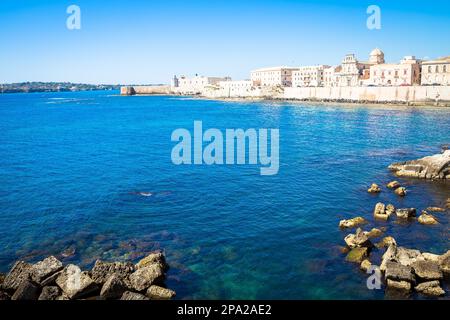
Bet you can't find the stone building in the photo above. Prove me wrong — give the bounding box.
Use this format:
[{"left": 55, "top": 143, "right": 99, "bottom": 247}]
[
  {"left": 369, "top": 56, "right": 421, "bottom": 86},
  {"left": 292, "top": 65, "right": 330, "bottom": 87},
  {"left": 421, "top": 56, "right": 450, "bottom": 85},
  {"left": 217, "top": 80, "right": 253, "bottom": 96},
  {"left": 250, "top": 66, "right": 299, "bottom": 87}
]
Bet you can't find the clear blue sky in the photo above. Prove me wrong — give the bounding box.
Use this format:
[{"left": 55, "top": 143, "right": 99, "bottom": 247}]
[{"left": 1, "top": 0, "right": 449, "bottom": 84}]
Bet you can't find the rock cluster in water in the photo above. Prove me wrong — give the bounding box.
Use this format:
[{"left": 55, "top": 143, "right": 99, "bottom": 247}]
[
  {"left": 388, "top": 150, "right": 450, "bottom": 180},
  {"left": 0, "top": 251, "right": 175, "bottom": 300}
]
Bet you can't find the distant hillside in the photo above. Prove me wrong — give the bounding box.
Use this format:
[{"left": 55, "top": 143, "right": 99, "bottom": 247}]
[{"left": 0, "top": 82, "right": 122, "bottom": 94}]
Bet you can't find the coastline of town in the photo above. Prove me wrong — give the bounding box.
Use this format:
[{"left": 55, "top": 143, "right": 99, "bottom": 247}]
[{"left": 121, "top": 48, "right": 450, "bottom": 107}]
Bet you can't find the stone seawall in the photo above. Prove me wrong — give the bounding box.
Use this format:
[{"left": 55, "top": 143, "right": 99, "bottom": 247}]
[
  {"left": 283, "top": 86, "right": 450, "bottom": 105},
  {"left": 120, "top": 85, "right": 171, "bottom": 96}
]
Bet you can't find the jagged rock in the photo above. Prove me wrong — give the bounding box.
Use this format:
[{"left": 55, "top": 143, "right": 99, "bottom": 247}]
[
  {"left": 439, "top": 251, "right": 450, "bottom": 275},
  {"left": 387, "top": 181, "right": 401, "bottom": 189},
  {"left": 345, "top": 247, "right": 368, "bottom": 263},
  {"left": 374, "top": 203, "right": 390, "bottom": 221},
  {"left": 56, "top": 294, "right": 70, "bottom": 300},
  {"left": 360, "top": 259, "right": 372, "bottom": 272},
  {"left": 394, "top": 187, "right": 407, "bottom": 196},
  {"left": 129, "top": 264, "right": 164, "bottom": 292},
  {"left": 415, "top": 281, "right": 445, "bottom": 296},
  {"left": 368, "top": 183, "right": 381, "bottom": 193},
  {"left": 1, "top": 261, "right": 32, "bottom": 292},
  {"left": 38, "top": 286, "right": 61, "bottom": 300},
  {"left": 146, "top": 285, "right": 176, "bottom": 300},
  {"left": 388, "top": 150, "right": 450, "bottom": 179},
  {"left": 366, "top": 228, "right": 383, "bottom": 239},
  {"left": 418, "top": 212, "right": 439, "bottom": 225},
  {"left": 386, "top": 279, "right": 411, "bottom": 291},
  {"left": 11, "top": 280, "right": 40, "bottom": 300},
  {"left": 386, "top": 204, "right": 396, "bottom": 216},
  {"left": 0, "top": 273, "right": 5, "bottom": 286},
  {"left": 384, "top": 261, "right": 415, "bottom": 283},
  {"left": 31, "top": 256, "right": 63, "bottom": 284},
  {"left": 339, "top": 217, "right": 367, "bottom": 229},
  {"left": 426, "top": 207, "right": 446, "bottom": 212},
  {"left": 422, "top": 252, "right": 441, "bottom": 263},
  {"left": 411, "top": 260, "right": 443, "bottom": 280},
  {"left": 344, "top": 228, "right": 372, "bottom": 248},
  {"left": 376, "top": 236, "right": 397, "bottom": 249},
  {"left": 380, "top": 244, "right": 398, "bottom": 272},
  {"left": 100, "top": 274, "right": 127, "bottom": 299},
  {"left": 136, "top": 251, "right": 168, "bottom": 271},
  {"left": 120, "top": 291, "right": 149, "bottom": 300},
  {"left": 56, "top": 264, "right": 98, "bottom": 299},
  {"left": 91, "top": 260, "right": 134, "bottom": 285},
  {"left": 397, "top": 247, "right": 424, "bottom": 267},
  {"left": 395, "top": 208, "right": 416, "bottom": 219},
  {"left": 41, "top": 270, "right": 62, "bottom": 286}
]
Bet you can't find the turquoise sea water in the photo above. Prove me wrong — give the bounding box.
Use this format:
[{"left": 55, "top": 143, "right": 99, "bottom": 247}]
[{"left": 0, "top": 91, "right": 449, "bottom": 299}]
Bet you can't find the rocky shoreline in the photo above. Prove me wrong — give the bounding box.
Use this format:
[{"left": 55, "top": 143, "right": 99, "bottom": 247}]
[
  {"left": 0, "top": 250, "right": 175, "bottom": 300},
  {"left": 339, "top": 155, "right": 450, "bottom": 298}
]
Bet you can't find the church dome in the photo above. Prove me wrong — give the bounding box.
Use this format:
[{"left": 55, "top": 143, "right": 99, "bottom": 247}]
[{"left": 369, "top": 48, "right": 385, "bottom": 64}]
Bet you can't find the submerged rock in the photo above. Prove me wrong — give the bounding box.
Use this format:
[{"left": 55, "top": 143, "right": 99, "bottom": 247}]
[
  {"left": 345, "top": 247, "right": 368, "bottom": 263},
  {"left": 339, "top": 217, "right": 367, "bottom": 229},
  {"left": 376, "top": 236, "right": 397, "bottom": 249},
  {"left": 418, "top": 212, "right": 439, "bottom": 225},
  {"left": 366, "top": 228, "right": 384, "bottom": 239},
  {"left": 426, "top": 207, "right": 446, "bottom": 212},
  {"left": 388, "top": 150, "right": 450, "bottom": 180},
  {"left": 360, "top": 259, "right": 372, "bottom": 272},
  {"left": 368, "top": 183, "right": 381, "bottom": 193},
  {"left": 146, "top": 285, "right": 176, "bottom": 300},
  {"left": 415, "top": 281, "right": 445, "bottom": 296},
  {"left": 56, "top": 264, "right": 98, "bottom": 299},
  {"left": 386, "top": 181, "right": 401, "bottom": 189}
]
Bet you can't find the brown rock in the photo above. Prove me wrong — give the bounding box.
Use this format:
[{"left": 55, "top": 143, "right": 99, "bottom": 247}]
[
  {"left": 91, "top": 260, "right": 134, "bottom": 285},
  {"left": 129, "top": 264, "right": 164, "bottom": 292},
  {"left": 384, "top": 261, "right": 415, "bottom": 283},
  {"left": 411, "top": 260, "right": 443, "bottom": 280},
  {"left": 388, "top": 150, "right": 450, "bottom": 180},
  {"left": 425, "top": 207, "right": 446, "bottom": 212},
  {"left": 386, "top": 279, "right": 411, "bottom": 291},
  {"left": 395, "top": 208, "right": 416, "bottom": 219},
  {"left": 38, "top": 286, "right": 61, "bottom": 300},
  {"left": 100, "top": 274, "right": 127, "bottom": 299},
  {"left": 366, "top": 228, "right": 383, "bottom": 239},
  {"left": 30, "top": 256, "right": 63, "bottom": 284},
  {"left": 415, "top": 281, "right": 445, "bottom": 296},
  {"left": 376, "top": 236, "right": 397, "bottom": 249},
  {"left": 373, "top": 202, "right": 389, "bottom": 221},
  {"left": 56, "top": 264, "right": 98, "bottom": 299},
  {"left": 394, "top": 187, "right": 407, "bottom": 197},
  {"left": 11, "top": 280, "right": 40, "bottom": 300},
  {"left": 146, "top": 285, "right": 176, "bottom": 300},
  {"left": 120, "top": 291, "right": 149, "bottom": 300},
  {"left": 344, "top": 228, "right": 372, "bottom": 248},
  {"left": 136, "top": 251, "right": 168, "bottom": 271},
  {"left": 338, "top": 217, "right": 367, "bottom": 229},
  {"left": 368, "top": 183, "right": 381, "bottom": 193},
  {"left": 1, "top": 261, "right": 32, "bottom": 292},
  {"left": 418, "top": 212, "right": 439, "bottom": 225},
  {"left": 345, "top": 247, "right": 368, "bottom": 263},
  {"left": 360, "top": 259, "right": 372, "bottom": 272},
  {"left": 387, "top": 181, "right": 401, "bottom": 189}
]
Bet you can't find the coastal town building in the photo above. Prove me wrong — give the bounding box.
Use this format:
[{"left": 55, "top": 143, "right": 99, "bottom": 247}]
[
  {"left": 421, "top": 56, "right": 450, "bottom": 85},
  {"left": 174, "top": 75, "right": 231, "bottom": 94},
  {"left": 250, "top": 66, "right": 299, "bottom": 87},
  {"left": 323, "top": 66, "right": 341, "bottom": 87},
  {"left": 292, "top": 65, "right": 330, "bottom": 87},
  {"left": 217, "top": 80, "right": 253, "bottom": 96},
  {"left": 369, "top": 56, "right": 421, "bottom": 86}
]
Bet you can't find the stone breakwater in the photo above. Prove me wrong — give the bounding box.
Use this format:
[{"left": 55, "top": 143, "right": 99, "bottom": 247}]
[{"left": 0, "top": 251, "right": 175, "bottom": 300}]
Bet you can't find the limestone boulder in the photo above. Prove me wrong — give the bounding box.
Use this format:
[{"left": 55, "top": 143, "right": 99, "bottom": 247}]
[
  {"left": 146, "top": 285, "right": 176, "bottom": 300},
  {"left": 368, "top": 183, "right": 381, "bottom": 193},
  {"left": 373, "top": 203, "right": 390, "bottom": 221},
  {"left": 394, "top": 187, "right": 407, "bottom": 197},
  {"left": 56, "top": 264, "right": 98, "bottom": 299},
  {"left": 136, "top": 251, "right": 168, "bottom": 271},
  {"left": 11, "top": 280, "right": 40, "bottom": 300},
  {"left": 30, "top": 256, "right": 63, "bottom": 284},
  {"left": 418, "top": 212, "right": 439, "bottom": 225},
  {"left": 91, "top": 260, "right": 135, "bottom": 285},
  {"left": 344, "top": 228, "right": 372, "bottom": 248},
  {"left": 100, "top": 274, "right": 127, "bottom": 300},
  {"left": 386, "top": 279, "right": 411, "bottom": 292},
  {"left": 1, "top": 261, "right": 32, "bottom": 293},
  {"left": 425, "top": 207, "right": 446, "bottom": 212},
  {"left": 338, "top": 217, "right": 367, "bottom": 229},
  {"left": 120, "top": 291, "right": 149, "bottom": 300},
  {"left": 376, "top": 236, "right": 397, "bottom": 249},
  {"left": 38, "top": 286, "right": 61, "bottom": 300},
  {"left": 386, "top": 181, "right": 401, "bottom": 189},
  {"left": 129, "top": 264, "right": 164, "bottom": 292},
  {"left": 360, "top": 259, "right": 372, "bottom": 272},
  {"left": 388, "top": 150, "right": 450, "bottom": 180},
  {"left": 345, "top": 247, "right": 368, "bottom": 263},
  {"left": 415, "top": 281, "right": 445, "bottom": 296},
  {"left": 384, "top": 261, "right": 415, "bottom": 283},
  {"left": 396, "top": 247, "right": 424, "bottom": 267},
  {"left": 395, "top": 208, "right": 416, "bottom": 219},
  {"left": 411, "top": 260, "right": 443, "bottom": 280},
  {"left": 380, "top": 244, "right": 397, "bottom": 272}
]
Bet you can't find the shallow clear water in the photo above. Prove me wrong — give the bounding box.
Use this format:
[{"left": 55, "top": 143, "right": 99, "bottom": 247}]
[{"left": 0, "top": 91, "right": 449, "bottom": 299}]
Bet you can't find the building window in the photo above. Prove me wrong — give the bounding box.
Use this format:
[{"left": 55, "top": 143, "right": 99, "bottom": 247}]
[
  {"left": 435, "top": 66, "right": 439, "bottom": 73},
  {"left": 428, "top": 66, "right": 432, "bottom": 73},
  {"left": 444, "top": 65, "right": 447, "bottom": 73}
]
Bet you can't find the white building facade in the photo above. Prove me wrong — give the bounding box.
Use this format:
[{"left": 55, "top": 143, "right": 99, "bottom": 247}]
[
  {"left": 369, "top": 56, "right": 421, "bottom": 86},
  {"left": 174, "top": 75, "right": 231, "bottom": 94},
  {"left": 292, "top": 65, "right": 329, "bottom": 87},
  {"left": 421, "top": 57, "right": 450, "bottom": 85},
  {"left": 250, "top": 66, "right": 299, "bottom": 87}
]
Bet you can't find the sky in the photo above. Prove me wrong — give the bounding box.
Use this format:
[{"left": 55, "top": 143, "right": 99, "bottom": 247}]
[{"left": 0, "top": 0, "right": 449, "bottom": 84}]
